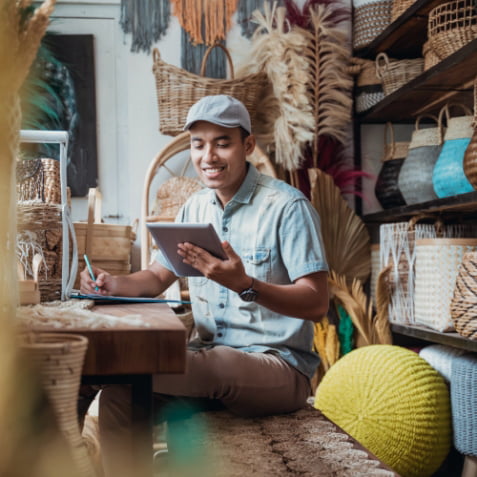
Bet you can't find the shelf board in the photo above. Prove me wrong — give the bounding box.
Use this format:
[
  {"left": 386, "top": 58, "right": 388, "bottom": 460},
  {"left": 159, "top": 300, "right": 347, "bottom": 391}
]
[
  {"left": 355, "top": 0, "right": 446, "bottom": 58},
  {"left": 356, "top": 39, "right": 477, "bottom": 123},
  {"left": 392, "top": 324, "right": 477, "bottom": 352},
  {"left": 363, "top": 191, "right": 477, "bottom": 222}
]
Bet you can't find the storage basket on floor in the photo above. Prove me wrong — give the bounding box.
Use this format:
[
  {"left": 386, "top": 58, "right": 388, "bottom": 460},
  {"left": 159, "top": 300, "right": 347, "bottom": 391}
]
[
  {"left": 20, "top": 333, "right": 95, "bottom": 477},
  {"left": 432, "top": 102, "right": 474, "bottom": 199},
  {"left": 374, "top": 122, "right": 409, "bottom": 209},
  {"left": 352, "top": 0, "right": 393, "bottom": 50},
  {"left": 152, "top": 43, "right": 268, "bottom": 136},
  {"left": 73, "top": 188, "right": 135, "bottom": 288},
  {"left": 450, "top": 353, "right": 477, "bottom": 456},
  {"left": 428, "top": 0, "right": 477, "bottom": 61},
  {"left": 398, "top": 114, "right": 443, "bottom": 204},
  {"left": 414, "top": 237, "right": 477, "bottom": 332},
  {"left": 419, "top": 344, "right": 466, "bottom": 382},
  {"left": 376, "top": 52, "right": 424, "bottom": 96},
  {"left": 450, "top": 250, "right": 477, "bottom": 339}
]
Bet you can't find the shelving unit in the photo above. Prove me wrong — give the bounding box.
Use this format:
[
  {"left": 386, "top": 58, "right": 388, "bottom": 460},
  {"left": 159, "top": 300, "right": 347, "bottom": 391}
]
[{"left": 353, "top": 1, "right": 477, "bottom": 351}]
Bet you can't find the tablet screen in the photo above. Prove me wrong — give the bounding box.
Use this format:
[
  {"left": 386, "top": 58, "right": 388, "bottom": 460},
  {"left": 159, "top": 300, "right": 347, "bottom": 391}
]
[{"left": 146, "top": 222, "right": 226, "bottom": 276}]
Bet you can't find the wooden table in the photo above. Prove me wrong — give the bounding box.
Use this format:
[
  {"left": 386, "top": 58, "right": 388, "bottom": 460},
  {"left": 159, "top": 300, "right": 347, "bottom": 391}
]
[{"left": 31, "top": 302, "right": 187, "bottom": 477}]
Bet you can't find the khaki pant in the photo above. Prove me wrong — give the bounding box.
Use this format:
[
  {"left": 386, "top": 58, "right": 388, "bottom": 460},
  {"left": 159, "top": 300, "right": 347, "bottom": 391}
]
[{"left": 99, "top": 346, "right": 311, "bottom": 477}]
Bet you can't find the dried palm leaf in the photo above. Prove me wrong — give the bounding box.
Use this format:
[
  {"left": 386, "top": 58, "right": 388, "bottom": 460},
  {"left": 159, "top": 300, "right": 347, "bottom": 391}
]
[
  {"left": 239, "top": 2, "right": 315, "bottom": 170},
  {"left": 374, "top": 265, "right": 393, "bottom": 345},
  {"left": 325, "top": 323, "right": 340, "bottom": 366},
  {"left": 309, "top": 167, "right": 370, "bottom": 283},
  {"left": 313, "top": 317, "right": 329, "bottom": 371}
]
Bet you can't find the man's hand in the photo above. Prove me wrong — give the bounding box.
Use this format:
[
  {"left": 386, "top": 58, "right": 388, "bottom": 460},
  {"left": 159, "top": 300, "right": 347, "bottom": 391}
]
[
  {"left": 177, "top": 240, "right": 250, "bottom": 292},
  {"left": 80, "top": 265, "right": 117, "bottom": 295}
]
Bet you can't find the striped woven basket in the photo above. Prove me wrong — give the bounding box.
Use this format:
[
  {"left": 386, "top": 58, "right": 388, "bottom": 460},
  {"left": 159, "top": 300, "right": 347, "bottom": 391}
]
[
  {"left": 450, "top": 250, "right": 477, "bottom": 339},
  {"left": 353, "top": 0, "right": 393, "bottom": 50}
]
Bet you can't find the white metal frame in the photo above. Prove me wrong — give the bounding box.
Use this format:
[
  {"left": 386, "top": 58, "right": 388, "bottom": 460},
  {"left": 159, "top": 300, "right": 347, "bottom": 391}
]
[{"left": 19, "top": 130, "right": 73, "bottom": 300}]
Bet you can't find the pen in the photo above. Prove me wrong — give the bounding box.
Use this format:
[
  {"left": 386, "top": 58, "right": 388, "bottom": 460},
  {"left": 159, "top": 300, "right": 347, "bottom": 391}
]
[{"left": 83, "top": 254, "right": 99, "bottom": 292}]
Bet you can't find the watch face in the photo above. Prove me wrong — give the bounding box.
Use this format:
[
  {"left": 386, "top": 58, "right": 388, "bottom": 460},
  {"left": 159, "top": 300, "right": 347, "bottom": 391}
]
[{"left": 239, "top": 288, "right": 258, "bottom": 302}]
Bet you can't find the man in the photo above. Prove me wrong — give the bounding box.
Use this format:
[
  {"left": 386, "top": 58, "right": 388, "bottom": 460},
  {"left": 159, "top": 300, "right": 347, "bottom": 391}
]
[{"left": 80, "top": 95, "right": 329, "bottom": 476}]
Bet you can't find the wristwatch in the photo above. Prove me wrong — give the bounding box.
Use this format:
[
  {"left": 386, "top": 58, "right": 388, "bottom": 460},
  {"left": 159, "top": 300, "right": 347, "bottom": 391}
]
[{"left": 238, "top": 277, "right": 258, "bottom": 302}]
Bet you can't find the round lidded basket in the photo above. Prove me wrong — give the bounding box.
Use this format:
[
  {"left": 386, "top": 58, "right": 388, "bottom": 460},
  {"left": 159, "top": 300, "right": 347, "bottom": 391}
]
[
  {"left": 20, "top": 333, "right": 94, "bottom": 477},
  {"left": 428, "top": 0, "right": 477, "bottom": 61},
  {"left": 376, "top": 52, "right": 424, "bottom": 96}
]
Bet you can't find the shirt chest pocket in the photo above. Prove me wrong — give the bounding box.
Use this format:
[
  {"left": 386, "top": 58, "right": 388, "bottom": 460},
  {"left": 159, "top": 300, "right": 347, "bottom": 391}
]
[{"left": 242, "top": 248, "right": 271, "bottom": 282}]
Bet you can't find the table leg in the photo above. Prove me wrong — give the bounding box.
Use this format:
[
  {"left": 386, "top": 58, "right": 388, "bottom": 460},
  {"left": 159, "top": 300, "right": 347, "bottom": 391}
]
[{"left": 131, "top": 374, "right": 154, "bottom": 477}]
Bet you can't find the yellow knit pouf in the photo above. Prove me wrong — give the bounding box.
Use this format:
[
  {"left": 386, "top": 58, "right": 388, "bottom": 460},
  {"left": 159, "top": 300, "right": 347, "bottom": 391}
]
[{"left": 314, "top": 344, "right": 451, "bottom": 477}]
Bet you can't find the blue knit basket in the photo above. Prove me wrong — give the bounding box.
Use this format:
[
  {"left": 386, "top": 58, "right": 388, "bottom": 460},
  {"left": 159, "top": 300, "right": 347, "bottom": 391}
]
[{"left": 450, "top": 353, "right": 477, "bottom": 456}]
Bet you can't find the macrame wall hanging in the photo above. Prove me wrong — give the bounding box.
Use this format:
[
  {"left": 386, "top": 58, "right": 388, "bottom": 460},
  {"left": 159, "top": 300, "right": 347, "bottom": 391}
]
[
  {"left": 236, "top": 0, "right": 284, "bottom": 38},
  {"left": 120, "top": 0, "right": 170, "bottom": 53}
]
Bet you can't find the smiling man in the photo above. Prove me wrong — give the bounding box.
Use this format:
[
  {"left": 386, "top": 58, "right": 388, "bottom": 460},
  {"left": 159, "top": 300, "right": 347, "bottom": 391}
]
[{"left": 81, "top": 95, "right": 329, "bottom": 477}]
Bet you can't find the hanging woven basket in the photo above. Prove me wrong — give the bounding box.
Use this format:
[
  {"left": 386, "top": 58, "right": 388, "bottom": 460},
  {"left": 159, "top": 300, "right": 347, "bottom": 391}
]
[
  {"left": 463, "top": 76, "right": 477, "bottom": 188},
  {"left": 152, "top": 42, "right": 268, "bottom": 136}
]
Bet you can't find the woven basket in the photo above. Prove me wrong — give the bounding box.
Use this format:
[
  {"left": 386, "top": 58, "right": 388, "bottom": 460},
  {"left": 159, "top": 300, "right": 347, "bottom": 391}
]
[
  {"left": 152, "top": 43, "right": 268, "bottom": 137},
  {"left": 370, "top": 243, "right": 381, "bottom": 307},
  {"left": 374, "top": 122, "right": 409, "bottom": 209},
  {"left": 422, "top": 40, "right": 441, "bottom": 70},
  {"left": 450, "top": 353, "right": 477, "bottom": 456},
  {"left": 398, "top": 114, "right": 443, "bottom": 204},
  {"left": 428, "top": 0, "right": 477, "bottom": 61},
  {"left": 463, "top": 77, "right": 477, "bottom": 189},
  {"left": 379, "top": 217, "right": 444, "bottom": 325},
  {"left": 450, "top": 250, "right": 477, "bottom": 339},
  {"left": 414, "top": 237, "right": 477, "bottom": 332},
  {"left": 16, "top": 157, "right": 61, "bottom": 203},
  {"left": 351, "top": 57, "right": 385, "bottom": 112},
  {"left": 432, "top": 102, "right": 474, "bottom": 198},
  {"left": 391, "top": 0, "right": 417, "bottom": 22},
  {"left": 419, "top": 344, "right": 466, "bottom": 382},
  {"left": 353, "top": 0, "right": 393, "bottom": 50},
  {"left": 376, "top": 52, "right": 424, "bottom": 96},
  {"left": 20, "top": 333, "right": 95, "bottom": 477}
]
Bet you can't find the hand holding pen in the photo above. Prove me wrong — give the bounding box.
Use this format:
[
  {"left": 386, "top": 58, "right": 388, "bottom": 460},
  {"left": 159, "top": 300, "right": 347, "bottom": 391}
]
[{"left": 83, "top": 254, "right": 100, "bottom": 292}]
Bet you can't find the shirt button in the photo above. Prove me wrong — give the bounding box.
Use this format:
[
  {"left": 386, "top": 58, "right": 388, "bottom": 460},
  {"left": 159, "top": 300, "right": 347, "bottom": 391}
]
[
  {"left": 219, "top": 303, "right": 225, "bottom": 308},
  {"left": 223, "top": 226, "right": 228, "bottom": 232}
]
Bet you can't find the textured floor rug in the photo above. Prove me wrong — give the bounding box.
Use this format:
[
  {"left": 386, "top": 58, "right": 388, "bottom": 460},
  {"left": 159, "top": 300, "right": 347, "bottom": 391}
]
[{"left": 157, "top": 404, "right": 400, "bottom": 477}]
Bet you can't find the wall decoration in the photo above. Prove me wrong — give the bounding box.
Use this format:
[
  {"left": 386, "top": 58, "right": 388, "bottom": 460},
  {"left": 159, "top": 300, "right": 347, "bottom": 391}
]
[{"left": 119, "top": 0, "right": 170, "bottom": 53}]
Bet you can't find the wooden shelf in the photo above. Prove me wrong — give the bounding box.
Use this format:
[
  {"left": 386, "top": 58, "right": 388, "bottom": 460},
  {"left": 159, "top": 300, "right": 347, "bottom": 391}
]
[
  {"left": 356, "top": 39, "right": 477, "bottom": 123},
  {"left": 392, "top": 324, "right": 477, "bottom": 352},
  {"left": 363, "top": 191, "right": 477, "bottom": 223},
  {"left": 355, "top": 0, "right": 446, "bottom": 59}
]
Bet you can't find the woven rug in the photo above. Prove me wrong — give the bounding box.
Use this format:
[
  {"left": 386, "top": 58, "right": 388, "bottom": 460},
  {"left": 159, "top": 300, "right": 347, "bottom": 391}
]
[{"left": 157, "top": 404, "right": 400, "bottom": 477}]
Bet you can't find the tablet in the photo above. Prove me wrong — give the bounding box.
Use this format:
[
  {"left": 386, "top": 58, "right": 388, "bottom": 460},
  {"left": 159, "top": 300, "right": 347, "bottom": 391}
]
[{"left": 146, "top": 222, "right": 227, "bottom": 277}]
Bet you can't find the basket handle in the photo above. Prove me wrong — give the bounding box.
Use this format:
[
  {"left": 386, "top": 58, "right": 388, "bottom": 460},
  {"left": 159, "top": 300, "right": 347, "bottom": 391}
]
[
  {"left": 438, "top": 102, "right": 473, "bottom": 129},
  {"left": 375, "top": 52, "right": 390, "bottom": 80},
  {"left": 415, "top": 114, "right": 444, "bottom": 144},
  {"left": 200, "top": 41, "right": 235, "bottom": 78},
  {"left": 85, "top": 188, "right": 102, "bottom": 258}
]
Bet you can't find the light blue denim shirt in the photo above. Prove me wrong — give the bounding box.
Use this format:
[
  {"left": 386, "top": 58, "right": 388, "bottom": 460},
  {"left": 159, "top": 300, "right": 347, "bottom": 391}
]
[{"left": 156, "top": 163, "right": 328, "bottom": 378}]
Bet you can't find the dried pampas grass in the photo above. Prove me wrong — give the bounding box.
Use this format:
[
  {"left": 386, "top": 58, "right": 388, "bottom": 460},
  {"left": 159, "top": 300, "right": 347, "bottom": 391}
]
[{"left": 309, "top": 167, "right": 370, "bottom": 284}]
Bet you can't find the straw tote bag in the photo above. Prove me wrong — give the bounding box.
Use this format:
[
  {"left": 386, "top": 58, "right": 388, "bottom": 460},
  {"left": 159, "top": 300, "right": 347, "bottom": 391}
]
[
  {"left": 414, "top": 237, "right": 477, "bottom": 332},
  {"left": 463, "top": 76, "right": 477, "bottom": 188},
  {"left": 432, "top": 102, "right": 474, "bottom": 198},
  {"left": 375, "top": 122, "right": 409, "bottom": 209},
  {"left": 398, "top": 114, "right": 443, "bottom": 204}
]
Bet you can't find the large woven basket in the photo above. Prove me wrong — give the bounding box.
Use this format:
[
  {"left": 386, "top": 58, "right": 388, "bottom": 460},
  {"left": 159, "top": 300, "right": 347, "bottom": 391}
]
[
  {"left": 414, "top": 237, "right": 477, "bottom": 332},
  {"left": 351, "top": 57, "right": 385, "bottom": 113},
  {"left": 391, "top": 0, "right": 417, "bottom": 22},
  {"left": 20, "top": 333, "right": 94, "bottom": 477},
  {"left": 422, "top": 40, "right": 441, "bottom": 71},
  {"left": 419, "top": 344, "right": 466, "bottom": 382},
  {"left": 152, "top": 42, "right": 268, "bottom": 137},
  {"left": 428, "top": 0, "right": 477, "bottom": 61},
  {"left": 450, "top": 353, "right": 477, "bottom": 456},
  {"left": 353, "top": 0, "right": 393, "bottom": 50},
  {"left": 450, "top": 250, "right": 477, "bottom": 339},
  {"left": 376, "top": 52, "right": 424, "bottom": 96}
]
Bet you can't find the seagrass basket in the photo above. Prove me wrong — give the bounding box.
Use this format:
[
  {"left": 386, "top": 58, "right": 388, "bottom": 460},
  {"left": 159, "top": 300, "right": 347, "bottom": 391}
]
[
  {"left": 428, "top": 0, "right": 477, "bottom": 61},
  {"left": 422, "top": 40, "right": 441, "bottom": 70},
  {"left": 353, "top": 0, "right": 393, "bottom": 50},
  {"left": 391, "top": 0, "right": 417, "bottom": 22},
  {"left": 450, "top": 250, "right": 477, "bottom": 339},
  {"left": 350, "top": 57, "right": 385, "bottom": 113},
  {"left": 20, "top": 333, "right": 95, "bottom": 477},
  {"left": 376, "top": 52, "right": 424, "bottom": 95},
  {"left": 152, "top": 42, "right": 268, "bottom": 136}
]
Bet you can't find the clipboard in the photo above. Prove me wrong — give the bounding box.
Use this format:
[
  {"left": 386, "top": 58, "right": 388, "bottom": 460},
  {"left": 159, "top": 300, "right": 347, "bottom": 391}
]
[{"left": 146, "top": 222, "right": 226, "bottom": 277}]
